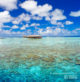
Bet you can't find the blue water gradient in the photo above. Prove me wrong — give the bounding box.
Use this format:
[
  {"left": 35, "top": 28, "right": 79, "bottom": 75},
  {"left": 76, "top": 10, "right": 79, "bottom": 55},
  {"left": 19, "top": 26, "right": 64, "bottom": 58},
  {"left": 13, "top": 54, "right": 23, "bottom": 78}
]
[{"left": 0, "top": 37, "right": 80, "bottom": 82}]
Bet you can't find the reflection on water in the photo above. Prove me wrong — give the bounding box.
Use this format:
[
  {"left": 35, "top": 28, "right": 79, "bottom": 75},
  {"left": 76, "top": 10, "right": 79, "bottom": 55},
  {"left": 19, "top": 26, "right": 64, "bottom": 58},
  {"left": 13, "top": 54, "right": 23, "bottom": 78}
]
[{"left": 0, "top": 37, "right": 80, "bottom": 81}]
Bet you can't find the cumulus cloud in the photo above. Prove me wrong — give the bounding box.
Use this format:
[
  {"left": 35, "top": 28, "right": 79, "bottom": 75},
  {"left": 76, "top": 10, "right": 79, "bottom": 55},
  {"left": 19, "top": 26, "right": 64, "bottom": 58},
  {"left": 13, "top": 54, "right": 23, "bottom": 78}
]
[
  {"left": 20, "top": 26, "right": 26, "bottom": 30},
  {"left": 0, "top": 29, "right": 25, "bottom": 36},
  {"left": 75, "top": 28, "right": 80, "bottom": 31},
  {"left": 38, "top": 27, "right": 62, "bottom": 36},
  {"left": 20, "top": 24, "right": 29, "bottom": 30},
  {"left": 12, "top": 13, "right": 43, "bottom": 25},
  {"left": 20, "top": 1, "right": 67, "bottom": 28},
  {"left": 51, "top": 9, "right": 66, "bottom": 21},
  {"left": 20, "top": 23, "right": 40, "bottom": 30},
  {"left": 51, "top": 21, "right": 64, "bottom": 27},
  {"left": 70, "top": 10, "right": 80, "bottom": 17},
  {"left": 0, "top": 23, "right": 10, "bottom": 29},
  {"left": 0, "top": 11, "right": 13, "bottom": 24},
  {"left": 0, "top": 0, "right": 75, "bottom": 37},
  {"left": 45, "top": 9, "right": 66, "bottom": 26},
  {"left": 12, "top": 25, "right": 18, "bottom": 29},
  {"left": 12, "top": 13, "right": 31, "bottom": 24},
  {"left": 0, "top": 23, "right": 3, "bottom": 28},
  {"left": 12, "top": 20, "right": 20, "bottom": 25},
  {"left": 38, "top": 27, "right": 72, "bottom": 36},
  {"left": 20, "top": 0, "right": 52, "bottom": 17},
  {"left": 65, "top": 21, "right": 73, "bottom": 25},
  {"left": 20, "top": 1, "right": 37, "bottom": 11},
  {"left": 31, "top": 4, "right": 52, "bottom": 17},
  {"left": 38, "top": 27, "right": 53, "bottom": 36},
  {"left": 32, "top": 16, "right": 42, "bottom": 20},
  {"left": 30, "top": 23, "right": 40, "bottom": 27},
  {"left": 0, "top": 0, "right": 17, "bottom": 10},
  {"left": 71, "top": 28, "right": 80, "bottom": 35}
]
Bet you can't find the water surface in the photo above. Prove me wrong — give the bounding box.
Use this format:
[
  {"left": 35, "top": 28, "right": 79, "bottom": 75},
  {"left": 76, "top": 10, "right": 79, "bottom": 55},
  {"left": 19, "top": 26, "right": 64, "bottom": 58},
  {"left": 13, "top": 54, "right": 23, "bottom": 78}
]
[{"left": 0, "top": 37, "right": 80, "bottom": 82}]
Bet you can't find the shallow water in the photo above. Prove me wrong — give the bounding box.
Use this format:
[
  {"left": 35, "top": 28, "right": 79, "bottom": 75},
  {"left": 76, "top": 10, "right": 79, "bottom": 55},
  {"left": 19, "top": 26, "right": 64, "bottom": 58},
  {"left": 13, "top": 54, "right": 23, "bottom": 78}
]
[{"left": 0, "top": 37, "right": 80, "bottom": 82}]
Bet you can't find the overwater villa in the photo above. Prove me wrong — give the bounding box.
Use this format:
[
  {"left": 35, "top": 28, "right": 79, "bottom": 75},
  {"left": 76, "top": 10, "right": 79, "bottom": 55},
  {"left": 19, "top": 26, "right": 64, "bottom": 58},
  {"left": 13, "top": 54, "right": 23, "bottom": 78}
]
[{"left": 23, "top": 35, "right": 42, "bottom": 39}]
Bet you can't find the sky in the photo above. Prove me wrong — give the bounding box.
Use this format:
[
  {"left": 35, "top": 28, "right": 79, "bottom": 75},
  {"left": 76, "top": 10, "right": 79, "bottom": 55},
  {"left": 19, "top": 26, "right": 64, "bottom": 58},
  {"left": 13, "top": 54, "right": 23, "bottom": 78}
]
[{"left": 0, "top": 0, "right": 80, "bottom": 37}]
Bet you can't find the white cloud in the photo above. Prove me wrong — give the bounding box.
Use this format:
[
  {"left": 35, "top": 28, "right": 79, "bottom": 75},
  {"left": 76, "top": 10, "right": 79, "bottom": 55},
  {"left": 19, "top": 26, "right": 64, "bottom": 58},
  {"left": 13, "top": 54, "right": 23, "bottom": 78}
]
[
  {"left": 38, "top": 27, "right": 54, "bottom": 36},
  {"left": 69, "top": 28, "right": 80, "bottom": 36},
  {"left": 12, "top": 25, "right": 18, "bottom": 29},
  {"left": 0, "top": 29, "right": 25, "bottom": 36},
  {"left": 53, "top": 28, "right": 62, "bottom": 35},
  {"left": 57, "top": 22, "right": 64, "bottom": 27},
  {"left": 25, "top": 24, "right": 29, "bottom": 28},
  {"left": 12, "top": 13, "right": 43, "bottom": 25},
  {"left": 26, "top": 29, "right": 32, "bottom": 35},
  {"left": 61, "top": 29, "right": 71, "bottom": 35},
  {"left": 0, "top": 11, "right": 13, "bottom": 24},
  {"left": 70, "top": 10, "right": 80, "bottom": 17},
  {"left": 20, "top": 26, "right": 26, "bottom": 30},
  {"left": 12, "top": 20, "right": 20, "bottom": 25},
  {"left": 51, "top": 9, "right": 66, "bottom": 21},
  {"left": 0, "top": 0, "right": 17, "bottom": 10},
  {"left": 20, "top": 1, "right": 37, "bottom": 11},
  {"left": 50, "top": 20, "right": 57, "bottom": 24},
  {"left": 0, "top": 23, "right": 3, "bottom": 28},
  {"left": 20, "top": 24, "right": 29, "bottom": 30},
  {"left": 20, "top": 1, "right": 66, "bottom": 28},
  {"left": 65, "top": 21, "right": 73, "bottom": 25},
  {"left": 32, "top": 4, "right": 52, "bottom": 17},
  {"left": 32, "top": 16, "right": 42, "bottom": 20},
  {"left": 38, "top": 27, "right": 72, "bottom": 36},
  {"left": 20, "top": 0, "right": 52, "bottom": 17},
  {"left": 0, "top": 1, "right": 75, "bottom": 37},
  {"left": 45, "top": 16, "right": 51, "bottom": 21},
  {"left": 20, "top": 23, "right": 40, "bottom": 30},
  {"left": 30, "top": 23, "right": 40, "bottom": 27},
  {"left": 0, "top": 23, "right": 10, "bottom": 29},
  {"left": 75, "top": 28, "right": 80, "bottom": 31},
  {"left": 51, "top": 21, "right": 64, "bottom": 27},
  {"left": 45, "top": 9, "right": 66, "bottom": 26},
  {"left": 12, "top": 13, "right": 31, "bottom": 24},
  {"left": 24, "top": 14, "right": 31, "bottom": 22}
]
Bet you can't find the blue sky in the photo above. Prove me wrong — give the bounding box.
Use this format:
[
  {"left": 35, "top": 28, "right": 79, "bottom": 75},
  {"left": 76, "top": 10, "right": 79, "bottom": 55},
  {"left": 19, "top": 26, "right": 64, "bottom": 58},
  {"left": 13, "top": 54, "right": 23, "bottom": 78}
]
[{"left": 0, "top": 0, "right": 80, "bottom": 37}]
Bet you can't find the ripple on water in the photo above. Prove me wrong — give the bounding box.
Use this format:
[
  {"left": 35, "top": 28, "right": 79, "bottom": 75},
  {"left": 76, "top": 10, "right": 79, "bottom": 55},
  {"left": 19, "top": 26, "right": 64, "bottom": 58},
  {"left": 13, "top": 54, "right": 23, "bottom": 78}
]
[{"left": 0, "top": 37, "right": 80, "bottom": 81}]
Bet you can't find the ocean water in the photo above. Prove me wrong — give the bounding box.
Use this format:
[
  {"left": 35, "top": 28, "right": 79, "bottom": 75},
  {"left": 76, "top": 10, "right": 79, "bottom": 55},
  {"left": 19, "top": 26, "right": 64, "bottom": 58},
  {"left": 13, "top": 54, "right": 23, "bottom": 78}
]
[{"left": 0, "top": 37, "right": 80, "bottom": 82}]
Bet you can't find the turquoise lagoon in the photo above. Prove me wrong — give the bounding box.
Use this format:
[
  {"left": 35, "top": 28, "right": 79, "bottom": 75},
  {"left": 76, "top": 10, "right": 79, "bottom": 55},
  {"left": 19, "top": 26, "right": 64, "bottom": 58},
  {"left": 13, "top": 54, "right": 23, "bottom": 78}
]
[{"left": 0, "top": 37, "right": 80, "bottom": 82}]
